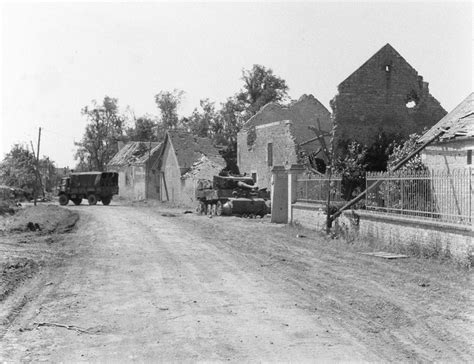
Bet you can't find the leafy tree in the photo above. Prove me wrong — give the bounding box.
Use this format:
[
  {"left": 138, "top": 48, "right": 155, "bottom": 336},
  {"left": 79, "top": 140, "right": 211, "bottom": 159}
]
[
  {"left": 387, "top": 133, "right": 426, "bottom": 171},
  {"left": 236, "top": 64, "right": 289, "bottom": 119},
  {"left": 0, "top": 144, "right": 58, "bottom": 195},
  {"left": 182, "top": 99, "right": 224, "bottom": 138},
  {"left": 211, "top": 65, "right": 289, "bottom": 172},
  {"left": 219, "top": 97, "right": 246, "bottom": 144},
  {"left": 127, "top": 116, "right": 159, "bottom": 141},
  {"left": 38, "top": 156, "right": 59, "bottom": 192},
  {"left": 74, "top": 96, "right": 125, "bottom": 171},
  {"left": 154, "top": 89, "right": 184, "bottom": 129},
  {"left": 334, "top": 142, "right": 368, "bottom": 200},
  {"left": 0, "top": 144, "right": 37, "bottom": 192}
]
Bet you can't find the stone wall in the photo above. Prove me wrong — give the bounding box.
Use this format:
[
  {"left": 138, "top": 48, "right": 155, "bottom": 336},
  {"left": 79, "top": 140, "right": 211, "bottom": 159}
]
[
  {"left": 291, "top": 202, "right": 473, "bottom": 265},
  {"left": 331, "top": 44, "right": 446, "bottom": 148},
  {"left": 346, "top": 211, "right": 473, "bottom": 266},
  {"left": 238, "top": 121, "right": 298, "bottom": 190},
  {"left": 421, "top": 139, "right": 474, "bottom": 170},
  {"left": 292, "top": 202, "right": 327, "bottom": 230},
  {"left": 160, "top": 140, "right": 182, "bottom": 203},
  {"left": 108, "top": 165, "right": 146, "bottom": 201}
]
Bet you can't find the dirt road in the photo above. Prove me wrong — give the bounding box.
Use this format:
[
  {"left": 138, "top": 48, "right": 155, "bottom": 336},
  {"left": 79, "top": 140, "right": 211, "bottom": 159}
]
[{"left": 1, "top": 203, "right": 472, "bottom": 362}]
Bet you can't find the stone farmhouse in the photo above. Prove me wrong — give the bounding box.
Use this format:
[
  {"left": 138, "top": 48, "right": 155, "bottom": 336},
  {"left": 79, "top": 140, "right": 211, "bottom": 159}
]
[
  {"left": 107, "top": 141, "right": 163, "bottom": 201},
  {"left": 420, "top": 93, "right": 473, "bottom": 170},
  {"left": 237, "top": 94, "right": 332, "bottom": 190},
  {"left": 156, "top": 130, "right": 226, "bottom": 207},
  {"left": 331, "top": 43, "right": 446, "bottom": 149}
]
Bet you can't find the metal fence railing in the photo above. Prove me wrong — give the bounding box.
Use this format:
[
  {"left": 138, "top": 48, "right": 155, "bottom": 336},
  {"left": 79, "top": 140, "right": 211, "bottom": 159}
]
[
  {"left": 366, "top": 169, "right": 472, "bottom": 226},
  {"left": 296, "top": 173, "right": 343, "bottom": 204}
]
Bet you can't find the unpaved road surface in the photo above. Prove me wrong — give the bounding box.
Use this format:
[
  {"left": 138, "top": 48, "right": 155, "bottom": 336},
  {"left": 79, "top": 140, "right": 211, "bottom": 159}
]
[{"left": 1, "top": 203, "right": 473, "bottom": 362}]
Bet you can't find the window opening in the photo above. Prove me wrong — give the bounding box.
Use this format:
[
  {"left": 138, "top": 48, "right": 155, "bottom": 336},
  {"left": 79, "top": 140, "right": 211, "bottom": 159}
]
[{"left": 267, "top": 143, "right": 273, "bottom": 166}]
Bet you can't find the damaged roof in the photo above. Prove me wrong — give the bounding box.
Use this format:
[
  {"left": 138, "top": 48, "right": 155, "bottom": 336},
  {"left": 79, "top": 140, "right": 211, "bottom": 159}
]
[
  {"left": 107, "top": 141, "right": 162, "bottom": 167},
  {"left": 419, "top": 93, "right": 474, "bottom": 143},
  {"left": 242, "top": 94, "right": 332, "bottom": 145},
  {"left": 166, "top": 130, "right": 225, "bottom": 174},
  {"left": 181, "top": 155, "right": 224, "bottom": 179}
]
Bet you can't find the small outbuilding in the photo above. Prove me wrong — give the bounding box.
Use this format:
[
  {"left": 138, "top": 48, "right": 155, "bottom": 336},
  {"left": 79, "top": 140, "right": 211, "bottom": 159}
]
[
  {"left": 107, "top": 141, "right": 163, "bottom": 201},
  {"left": 420, "top": 93, "right": 473, "bottom": 170},
  {"left": 156, "top": 130, "right": 226, "bottom": 207},
  {"left": 419, "top": 93, "right": 473, "bottom": 224}
]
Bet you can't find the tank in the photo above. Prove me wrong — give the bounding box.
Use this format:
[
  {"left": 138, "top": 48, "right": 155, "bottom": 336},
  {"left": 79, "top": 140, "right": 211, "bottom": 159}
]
[{"left": 196, "top": 175, "right": 270, "bottom": 217}]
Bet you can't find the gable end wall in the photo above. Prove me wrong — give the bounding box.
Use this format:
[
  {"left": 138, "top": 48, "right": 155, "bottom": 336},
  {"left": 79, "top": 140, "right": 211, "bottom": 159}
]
[{"left": 331, "top": 45, "right": 446, "bottom": 147}]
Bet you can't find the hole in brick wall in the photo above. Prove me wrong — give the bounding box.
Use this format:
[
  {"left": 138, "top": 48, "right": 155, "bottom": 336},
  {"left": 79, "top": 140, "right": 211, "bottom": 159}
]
[
  {"left": 406, "top": 100, "right": 417, "bottom": 109},
  {"left": 405, "top": 90, "right": 419, "bottom": 109}
]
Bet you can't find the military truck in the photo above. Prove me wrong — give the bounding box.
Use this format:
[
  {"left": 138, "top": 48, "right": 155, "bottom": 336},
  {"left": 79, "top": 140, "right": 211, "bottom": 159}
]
[
  {"left": 196, "top": 175, "right": 270, "bottom": 217},
  {"left": 58, "top": 172, "right": 119, "bottom": 206}
]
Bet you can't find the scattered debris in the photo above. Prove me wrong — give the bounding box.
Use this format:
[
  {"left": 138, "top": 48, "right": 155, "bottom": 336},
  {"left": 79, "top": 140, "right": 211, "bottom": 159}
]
[
  {"left": 161, "top": 213, "right": 176, "bottom": 217},
  {"left": 361, "top": 252, "right": 409, "bottom": 260},
  {"left": 32, "top": 322, "right": 92, "bottom": 334}
]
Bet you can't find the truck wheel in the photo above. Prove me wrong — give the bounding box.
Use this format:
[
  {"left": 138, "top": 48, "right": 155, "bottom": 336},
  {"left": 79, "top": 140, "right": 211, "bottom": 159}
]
[
  {"left": 216, "top": 201, "right": 223, "bottom": 216},
  {"left": 58, "top": 194, "right": 69, "bottom": 206},
  {"left": 102, "top": 196, "right": 112, "bottom": 205},
  {"left": 87, "top": 194, "right": 97, "bottom": 205},
  {"left": 72, "top": 198, "right": 82, "bottom": 205}
]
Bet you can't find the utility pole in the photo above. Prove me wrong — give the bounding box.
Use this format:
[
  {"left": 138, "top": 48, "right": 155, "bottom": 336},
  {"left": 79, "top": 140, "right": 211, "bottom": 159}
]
[
  {"left": 33, "top": 127, "right": 41, "bottom": 206},
  {"left": 147, "top": 138, "right": 152, "bottom": 199}
]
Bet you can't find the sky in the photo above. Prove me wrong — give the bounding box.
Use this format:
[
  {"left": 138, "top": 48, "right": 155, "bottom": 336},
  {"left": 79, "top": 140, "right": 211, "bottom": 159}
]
[{"left": 1, "top": 1, "right": 472, "bottom": 168}]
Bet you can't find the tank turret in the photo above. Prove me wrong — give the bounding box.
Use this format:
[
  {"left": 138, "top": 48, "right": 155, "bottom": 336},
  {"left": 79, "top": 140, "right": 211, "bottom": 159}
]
[{"left": 196, "top": 174, "right": 270, "bottom": 217}]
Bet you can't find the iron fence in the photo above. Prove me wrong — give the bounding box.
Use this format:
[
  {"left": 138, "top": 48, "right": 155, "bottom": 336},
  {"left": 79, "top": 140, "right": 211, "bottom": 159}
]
[
  {"left": 296, "top": 173, "right": 343, "bottom": 204},
  {"left": 366, "top": 169, "right": 472, "bottom": 226}
]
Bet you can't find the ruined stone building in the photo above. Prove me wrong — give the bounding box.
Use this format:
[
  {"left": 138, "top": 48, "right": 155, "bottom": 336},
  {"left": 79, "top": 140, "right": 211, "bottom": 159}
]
[
  {"left": 156, "top": 130, "right": 226, "bottom": 207},
  {"left": 107, "top": 141, "right": 163, "bottom": 201},
  {"left": 331, "top": 43, "right": 446, "bottom": 150},
  {"left": 237, "top": 94, "right": 332, "bottom": 190}
]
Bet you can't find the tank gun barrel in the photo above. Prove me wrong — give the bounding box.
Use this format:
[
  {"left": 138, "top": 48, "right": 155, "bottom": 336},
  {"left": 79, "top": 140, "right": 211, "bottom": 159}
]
[{"left": 237, "top": 181, "right": 257, "bottom": 190}]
